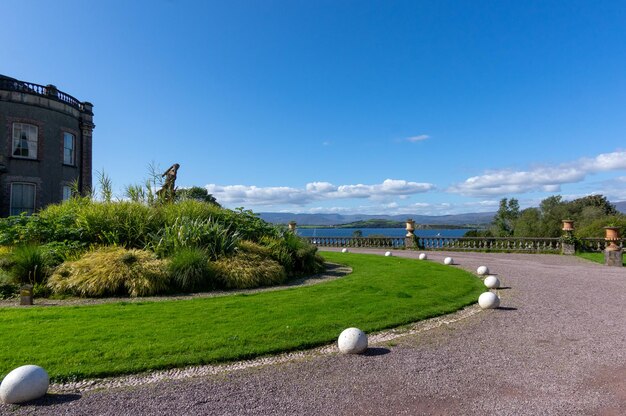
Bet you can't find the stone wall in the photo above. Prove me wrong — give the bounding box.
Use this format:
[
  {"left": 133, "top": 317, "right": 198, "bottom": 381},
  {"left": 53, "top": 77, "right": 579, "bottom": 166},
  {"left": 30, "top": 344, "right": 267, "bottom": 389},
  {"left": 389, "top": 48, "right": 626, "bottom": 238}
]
[{"left": 0, "top": 83, "right": 94, "bottom": 216}]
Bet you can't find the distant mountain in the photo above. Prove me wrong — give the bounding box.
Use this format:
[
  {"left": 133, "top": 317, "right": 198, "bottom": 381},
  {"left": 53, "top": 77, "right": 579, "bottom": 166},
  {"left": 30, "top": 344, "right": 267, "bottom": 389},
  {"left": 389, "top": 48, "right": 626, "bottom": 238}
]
[
  {"left": 258, "top": 212, "right": 495, "bottom": 227},
  {"left": 259, "top": 199, "right": 625, "bottom": 227}
]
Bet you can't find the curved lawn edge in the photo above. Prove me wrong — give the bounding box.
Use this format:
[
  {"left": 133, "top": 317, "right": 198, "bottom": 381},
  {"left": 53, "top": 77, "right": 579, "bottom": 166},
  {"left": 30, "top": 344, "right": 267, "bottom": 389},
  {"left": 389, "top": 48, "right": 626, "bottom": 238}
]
[
  {"left": 0, "top": 252, "right": 484, "bottom": 382},
  {"left": 0, "top": 262, "right": 352, "bottom": 308}
]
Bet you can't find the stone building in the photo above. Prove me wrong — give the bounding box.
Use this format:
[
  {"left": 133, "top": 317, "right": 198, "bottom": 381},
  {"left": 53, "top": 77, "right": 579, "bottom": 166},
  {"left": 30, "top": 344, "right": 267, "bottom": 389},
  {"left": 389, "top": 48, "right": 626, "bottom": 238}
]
[{"left": 0, "top": 74, "right": 94, "bottom": 216}]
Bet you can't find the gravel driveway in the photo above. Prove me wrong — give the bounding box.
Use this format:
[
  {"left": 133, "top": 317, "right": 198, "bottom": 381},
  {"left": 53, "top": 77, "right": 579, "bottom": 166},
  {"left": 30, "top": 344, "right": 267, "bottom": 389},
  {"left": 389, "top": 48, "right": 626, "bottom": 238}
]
[{"left": 2, "top": 249, "right": 625, "bottom": 415}]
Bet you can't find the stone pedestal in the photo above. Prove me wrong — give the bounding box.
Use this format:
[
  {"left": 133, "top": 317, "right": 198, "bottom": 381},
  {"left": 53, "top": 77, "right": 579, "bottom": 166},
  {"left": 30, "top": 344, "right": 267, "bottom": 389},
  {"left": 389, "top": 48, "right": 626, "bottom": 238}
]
[
  {"left": 605, "top": 249, "right": 623, "bottom": 267},
  {"left": 20, "top": 284, "right": 33, "bottom": 306},
  {"left": 405, "top": 236, "right": 415, "bottom": 249},
  {"left": 561, "top": 243, "right": 575, "bottom": 255}
]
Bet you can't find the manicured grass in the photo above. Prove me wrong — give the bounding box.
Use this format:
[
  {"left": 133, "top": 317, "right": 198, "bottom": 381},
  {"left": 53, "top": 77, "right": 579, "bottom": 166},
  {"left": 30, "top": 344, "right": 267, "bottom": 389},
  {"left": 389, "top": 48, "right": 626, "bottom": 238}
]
[
  {"left": 576, "top": 251, "right": 626, "bottom": 266},
  {"left": 0, "top": 252, "right": 484, "bottom": 382}
]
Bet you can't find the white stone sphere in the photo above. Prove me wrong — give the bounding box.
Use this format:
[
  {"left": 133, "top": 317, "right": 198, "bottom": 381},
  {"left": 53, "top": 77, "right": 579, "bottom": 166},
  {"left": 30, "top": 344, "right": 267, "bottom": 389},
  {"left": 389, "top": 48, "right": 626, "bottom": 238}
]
[
  {"left": 484, "top": 275, "right": 500, "bottom": 289},
  {"left": 341, "top": 248, "right": 349, "bottom": 253},
  {"left": 477, "top": 265, "right": 489, "bottom": 276},
  {"left": 478, "top": 292, "right": 500, "bottom": 309},
  {"left": 0, "top": 365, "right": 49, "bottom": 404},
  {"left": 418, "top": 253, "right": 427, "bottom": 260},
  {"left": 385, "top": 251, "right": 392, "bottom": 257},
  {"left": 443, "top": 257, "right": 453, "bottom": 265},
  {"left": 338, "top": 327, "right": 368, "bottom": 354}
]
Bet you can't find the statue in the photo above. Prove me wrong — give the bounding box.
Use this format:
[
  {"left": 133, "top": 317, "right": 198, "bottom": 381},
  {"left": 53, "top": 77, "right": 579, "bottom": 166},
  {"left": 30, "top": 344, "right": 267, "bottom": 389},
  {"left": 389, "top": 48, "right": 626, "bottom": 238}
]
[{"left": 157, "top": 163, "right": 180, "bottom": 202}]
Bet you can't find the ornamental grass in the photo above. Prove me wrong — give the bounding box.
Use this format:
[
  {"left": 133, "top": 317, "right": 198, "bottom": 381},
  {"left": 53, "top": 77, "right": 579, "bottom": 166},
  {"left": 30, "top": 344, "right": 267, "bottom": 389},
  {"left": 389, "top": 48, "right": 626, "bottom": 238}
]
[
  {"left": 213, "top": 251, "right": 286, "bottom": 289},
  {"left": 48, "top": 247, "right": 170, "bottom": 297},
  {"left": 168, "top": 247, "right": 216, "bottom": 292}
]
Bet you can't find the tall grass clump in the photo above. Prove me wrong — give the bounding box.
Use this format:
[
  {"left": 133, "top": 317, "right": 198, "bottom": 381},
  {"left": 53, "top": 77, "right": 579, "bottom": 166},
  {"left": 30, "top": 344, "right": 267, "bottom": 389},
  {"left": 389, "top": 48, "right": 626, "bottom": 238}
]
[
  {"left": 213, "top": 252, "right": 286, "bottom": 289},
  {"left": 168, "top": 247, "right": 216, "bottom": 292},
  {"left": 48, "top": 247, "right": 170, "bottom": 297},
  {"left": 150, "top": 217, "right": 239, "bottom": 259},
  {"left": 75, "top": 201, "right": 158, "bottom": 248},
  {"left": 9, "top": 245, "right": 50, "bottom": 284}
]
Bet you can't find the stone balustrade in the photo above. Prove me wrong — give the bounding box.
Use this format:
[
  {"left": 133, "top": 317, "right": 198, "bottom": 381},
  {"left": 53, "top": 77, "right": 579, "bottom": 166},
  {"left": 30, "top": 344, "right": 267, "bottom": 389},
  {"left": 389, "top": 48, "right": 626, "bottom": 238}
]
[
  {"left": 303, "top": 235, "right": 626, "bottom": 254},
  {"left": 302, "top": 236, "right": 406, "bottom": 248}
]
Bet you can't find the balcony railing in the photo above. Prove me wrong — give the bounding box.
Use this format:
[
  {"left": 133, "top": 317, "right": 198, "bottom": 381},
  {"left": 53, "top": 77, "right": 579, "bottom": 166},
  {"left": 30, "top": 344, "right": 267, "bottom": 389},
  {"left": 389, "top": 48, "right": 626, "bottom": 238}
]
[{"left": 0, "top": 77, "right": 84, "bottom": 111}]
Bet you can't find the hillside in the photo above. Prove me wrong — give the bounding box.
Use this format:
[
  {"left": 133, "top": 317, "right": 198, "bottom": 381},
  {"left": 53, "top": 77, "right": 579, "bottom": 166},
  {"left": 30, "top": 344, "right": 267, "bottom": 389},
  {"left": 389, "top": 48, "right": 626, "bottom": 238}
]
[
  {"left": 260, "top": 200, "right": 626, "bottom": 227},
  {"left": 259, "top": 212, "right": 495, "bottom": 227}
]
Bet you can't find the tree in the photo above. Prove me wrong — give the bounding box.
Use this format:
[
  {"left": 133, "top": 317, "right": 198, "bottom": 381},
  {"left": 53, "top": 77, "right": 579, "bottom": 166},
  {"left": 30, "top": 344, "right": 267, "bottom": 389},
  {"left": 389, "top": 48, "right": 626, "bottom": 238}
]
[
  {"left": 491, "top": 198, "right": 520, "bottom": 236},
  {"left": 568, "top": 195, "right": 618, "bottom": 217},
  {"left": 513, "top": 208, "right": 542, "bottom": 237},
  {"left": 176, "top": 187, "right": 220, "bottom": 206}
]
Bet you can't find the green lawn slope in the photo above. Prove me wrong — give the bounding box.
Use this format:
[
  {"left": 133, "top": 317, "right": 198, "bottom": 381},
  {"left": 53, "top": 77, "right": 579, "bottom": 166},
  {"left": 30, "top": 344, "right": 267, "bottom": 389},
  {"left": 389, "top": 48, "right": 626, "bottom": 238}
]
[{"left": 0, "top": 252, "right": 484, "bottom": 382}]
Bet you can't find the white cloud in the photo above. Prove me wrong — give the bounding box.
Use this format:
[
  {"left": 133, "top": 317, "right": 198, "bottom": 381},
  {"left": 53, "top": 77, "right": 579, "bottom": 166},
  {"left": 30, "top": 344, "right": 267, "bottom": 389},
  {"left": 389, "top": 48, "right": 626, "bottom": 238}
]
[
  {"left": 305, "top": 182, "right": 336, "bottom": 193},
  {"left": 205, "top": 179, "right": 434, "bottom": 207},
  {"left": 406, "top": 134, "right": 430, "bottom": 142},
  {"left": 449, "top": 150, "right": 626, "bottom": 197}
]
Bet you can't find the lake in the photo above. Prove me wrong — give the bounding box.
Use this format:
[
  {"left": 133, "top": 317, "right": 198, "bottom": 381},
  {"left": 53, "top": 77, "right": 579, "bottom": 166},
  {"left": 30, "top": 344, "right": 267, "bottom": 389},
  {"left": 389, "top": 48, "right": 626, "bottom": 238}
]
[{"left": 296, "top": 228, "right": 471, "bottom": 238}]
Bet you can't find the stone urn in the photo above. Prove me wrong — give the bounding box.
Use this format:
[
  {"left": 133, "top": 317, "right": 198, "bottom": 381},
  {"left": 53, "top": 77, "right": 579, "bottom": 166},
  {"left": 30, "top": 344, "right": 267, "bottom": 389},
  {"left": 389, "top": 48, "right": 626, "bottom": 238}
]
[
  {"left": 604, "top": 227, "right": 620, "bottom": 251},
  {"left": 562, "top": 220, "right": 574, "bottom": 231},
  {"left": 288, "top": 221, "right": 297, "bottom": 233},
  {"left": 405, "top": 219, "right": 416, "bottom": 237}
]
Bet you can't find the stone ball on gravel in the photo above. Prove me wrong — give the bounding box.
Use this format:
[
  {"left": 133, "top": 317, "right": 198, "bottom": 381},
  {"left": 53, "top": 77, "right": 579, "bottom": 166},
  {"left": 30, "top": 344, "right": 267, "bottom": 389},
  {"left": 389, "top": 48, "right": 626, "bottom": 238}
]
[
  {"left": 477, "top": 265, "right": 489, "bottom": 275},
  {"left": 418, "top": 253, "right": 427, "bottom": 260},
  {"left": 0, "top": 365, "right": 49, "bottom": 404},
  {"left": 484, "top": 275, "right": 500, "bottom": 289},
  {"left": 478, "top": 292, "right": 500, "bottom": 309},
  {"left": 444, "top": 257, "right": 454, "bottom": 265},
  {"left": 338, "top": 327, "right": 368, "bottom": 354},
  {"left": 385, "top": 251, "right": 392, "bottom": 257},
  {"left": 341, "top": 248, "right": 349, "bottom": 253}
]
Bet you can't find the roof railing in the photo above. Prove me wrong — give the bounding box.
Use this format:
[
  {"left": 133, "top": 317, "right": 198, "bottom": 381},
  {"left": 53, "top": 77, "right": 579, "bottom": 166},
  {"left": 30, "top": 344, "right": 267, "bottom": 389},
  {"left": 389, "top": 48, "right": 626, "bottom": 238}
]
[{"left": 0, "top": 77, "right": 84, "bottom": 111}]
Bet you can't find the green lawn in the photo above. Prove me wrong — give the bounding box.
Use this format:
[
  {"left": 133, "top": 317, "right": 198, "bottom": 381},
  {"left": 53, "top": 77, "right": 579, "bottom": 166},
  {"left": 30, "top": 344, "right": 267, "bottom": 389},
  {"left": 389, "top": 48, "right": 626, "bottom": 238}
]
[
  {"left": 0, "top": 252, "right": 484, "bottom": 382},
  {"left": 576, "top": 251, "right": 626, "bottom": 266}
]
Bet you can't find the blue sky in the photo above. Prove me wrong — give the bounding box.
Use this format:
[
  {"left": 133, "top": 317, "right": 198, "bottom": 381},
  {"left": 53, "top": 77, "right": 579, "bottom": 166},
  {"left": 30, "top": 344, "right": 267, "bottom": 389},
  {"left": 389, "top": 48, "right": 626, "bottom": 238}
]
[{"left": 2, "top": 0, "right": 625, "bottom": 215}]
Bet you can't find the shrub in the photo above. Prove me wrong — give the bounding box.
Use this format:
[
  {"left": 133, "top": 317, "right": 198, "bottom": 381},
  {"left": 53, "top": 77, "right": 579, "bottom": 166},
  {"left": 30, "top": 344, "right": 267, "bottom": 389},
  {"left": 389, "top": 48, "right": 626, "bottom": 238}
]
[
  {"left": 576, "top": 215, "right": 626, "bottom": 239},
  {"left": 213, "top": 252, "right": 286, "bottom": 289},
  {"left": 260, "top": 233, "right": 325, "bottom": 277},
  {"left": 0, "top": 246, "right": 13, "bottom": 271},
  {"left": 48, "top": 247, "right": 170, "bottom": 297},
  {"left": 39, "top": 241, "right": 87, "bottom": 268},
  {"left": 10, "top": 245, "right": 50, "bottom": 284},
  {"left": 168, "top": 247, "right": 216, "bottom": 292},
  {"left": 0, "top": 270, "right": 18, "bottom": 299}
]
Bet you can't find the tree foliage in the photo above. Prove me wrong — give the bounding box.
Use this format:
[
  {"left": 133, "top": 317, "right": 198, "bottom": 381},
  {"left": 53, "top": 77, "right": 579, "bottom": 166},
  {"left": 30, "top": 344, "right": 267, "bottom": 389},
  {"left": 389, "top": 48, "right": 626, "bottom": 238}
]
[
  {"left": 491, "top": 198, "right": 520, "bottom": 237},
  {"left": 176, "top": 186, "right": 220, "bottom": 206},
  {"left": 485, "top": 194, "right": 624, "bottom": 238}
]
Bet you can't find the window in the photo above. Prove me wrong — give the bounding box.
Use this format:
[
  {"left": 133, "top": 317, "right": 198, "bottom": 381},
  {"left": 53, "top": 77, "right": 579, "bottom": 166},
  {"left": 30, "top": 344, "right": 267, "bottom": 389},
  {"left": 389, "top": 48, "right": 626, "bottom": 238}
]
[
  {"left": 63, "top": 132, "right": 75, "bottom": 165},
  {"left": 10, "top": 183, "right": 36, "bottom": 216},
  {"left": 12, "top": 123, "right": 38, "bottom": 159},
  {"left": 62, "top": 185, "right": 73, "bottom": 201}
]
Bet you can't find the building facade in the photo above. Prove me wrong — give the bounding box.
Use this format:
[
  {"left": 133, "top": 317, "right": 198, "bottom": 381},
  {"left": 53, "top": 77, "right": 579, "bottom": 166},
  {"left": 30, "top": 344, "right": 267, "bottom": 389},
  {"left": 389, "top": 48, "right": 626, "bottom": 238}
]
[{"left": 0, "top": 75, "right": 94, "bottom": 216}]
